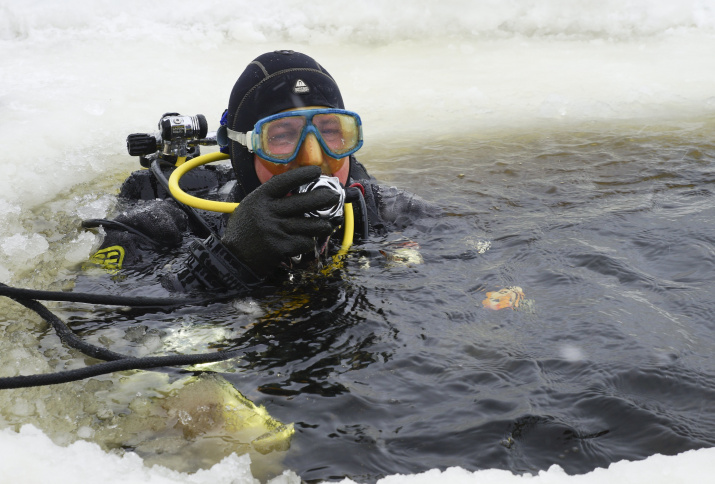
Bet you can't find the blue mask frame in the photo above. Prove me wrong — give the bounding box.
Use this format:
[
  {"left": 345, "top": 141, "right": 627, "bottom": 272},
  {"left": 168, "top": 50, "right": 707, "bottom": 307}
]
[{"left": 221, "top": 108, "right": 363, "bottom": 164}]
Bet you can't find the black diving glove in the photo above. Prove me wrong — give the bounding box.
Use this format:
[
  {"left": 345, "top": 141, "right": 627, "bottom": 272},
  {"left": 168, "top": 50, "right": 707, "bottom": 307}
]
[{"left": 221, "top": 166, "right": 341, "bottom": 276}]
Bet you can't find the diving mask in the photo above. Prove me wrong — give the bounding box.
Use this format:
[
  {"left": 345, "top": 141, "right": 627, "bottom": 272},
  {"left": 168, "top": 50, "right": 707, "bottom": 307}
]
[{"left": 218, "top": 108, "right": 363, "bottom": 164}]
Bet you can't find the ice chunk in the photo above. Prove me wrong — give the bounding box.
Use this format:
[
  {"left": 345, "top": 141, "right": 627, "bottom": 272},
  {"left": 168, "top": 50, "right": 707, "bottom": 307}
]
[
  {"left": 0, "top": 424, "right": 300, "bottom": 484},
  {"left": 0, "top": 233, "right": 49, "bottom": 262},
  {"left": 75, "top": 195, "right": 113, "bottom": 220},
  {"left": 64, "top": 231, "right": 98, "bottom": 264}
]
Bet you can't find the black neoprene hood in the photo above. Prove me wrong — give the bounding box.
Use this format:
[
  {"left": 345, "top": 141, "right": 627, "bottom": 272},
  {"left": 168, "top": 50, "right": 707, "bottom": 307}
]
[{"left": 227, "top": 50, "right": 345, "bottom": 199}]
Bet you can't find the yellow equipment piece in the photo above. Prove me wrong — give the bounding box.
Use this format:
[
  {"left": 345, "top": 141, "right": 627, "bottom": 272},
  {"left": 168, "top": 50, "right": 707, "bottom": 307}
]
[{"left": 167, "top": 151, "right": 354, "bottom": 258}]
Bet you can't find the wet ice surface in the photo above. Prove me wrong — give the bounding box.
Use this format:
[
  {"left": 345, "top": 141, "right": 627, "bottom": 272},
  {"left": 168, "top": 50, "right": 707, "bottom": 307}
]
[{"left": 2, "top": 424, "right": 713, "bottom": 483}]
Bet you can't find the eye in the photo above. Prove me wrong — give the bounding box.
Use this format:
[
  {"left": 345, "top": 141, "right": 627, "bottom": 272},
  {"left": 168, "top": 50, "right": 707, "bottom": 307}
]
[
  {"left": 314, "top": 117, "right": 342, "bottom": 140},
  {"left": 268, "top": 127, "right": 300, "bottom": 144},
  {"left": 260, "top": 117, "right": 306, "bottom": 157},
  {"left": 265, "top": 119, "right": 303, "bottom": 145}
]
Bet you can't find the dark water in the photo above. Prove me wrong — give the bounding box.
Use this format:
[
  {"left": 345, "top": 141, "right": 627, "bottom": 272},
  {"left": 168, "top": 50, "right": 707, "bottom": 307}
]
[
  {"left": 7, "top": 118, "right": 715, "bottom": 482},
  {"left": 237, "top": 119, "right": 715, "bottom": 482}
]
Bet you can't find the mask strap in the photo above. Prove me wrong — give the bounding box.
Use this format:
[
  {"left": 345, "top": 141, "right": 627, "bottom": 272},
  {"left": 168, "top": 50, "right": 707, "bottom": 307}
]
[{"left": 217, "top": 126, "right": 253, "bottom": 152}]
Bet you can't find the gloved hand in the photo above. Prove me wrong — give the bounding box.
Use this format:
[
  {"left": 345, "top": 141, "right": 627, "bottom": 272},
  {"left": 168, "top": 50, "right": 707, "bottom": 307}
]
[{"left": 221, "top": 166, "right": 341, "bottom": 275}]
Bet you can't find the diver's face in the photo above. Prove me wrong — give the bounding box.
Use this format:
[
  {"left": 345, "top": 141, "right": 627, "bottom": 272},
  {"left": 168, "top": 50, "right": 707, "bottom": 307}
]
[{"left": 253, "top": 106, "right": 349, "bottom": 185}]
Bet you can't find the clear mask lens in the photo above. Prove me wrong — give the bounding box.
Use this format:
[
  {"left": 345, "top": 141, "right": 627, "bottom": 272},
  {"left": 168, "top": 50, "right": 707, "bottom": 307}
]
[{"left": 257, "top": 110, "right": 362, "bottom": 162}]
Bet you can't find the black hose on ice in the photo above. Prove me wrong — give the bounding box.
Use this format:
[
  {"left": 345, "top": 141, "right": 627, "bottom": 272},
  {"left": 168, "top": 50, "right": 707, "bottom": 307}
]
[
  {"left": 0, "top": 284, "right": 205, "bottom": 308},
  {"left": 0, "top": 283, "right": 242, "bottom": 389}
]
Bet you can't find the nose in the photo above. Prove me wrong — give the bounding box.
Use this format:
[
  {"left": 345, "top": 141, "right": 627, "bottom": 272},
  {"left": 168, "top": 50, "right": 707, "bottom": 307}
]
[{"left": 294, "top": 132, "right": 323, "bottom": 167}]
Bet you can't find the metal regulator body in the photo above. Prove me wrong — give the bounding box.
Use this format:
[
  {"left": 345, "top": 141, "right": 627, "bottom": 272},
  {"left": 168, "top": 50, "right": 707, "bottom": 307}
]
[
  {"left": 297, "top": 175, "right": 346, "bottom": 222},
  {"left": 126, "top": 113, "right": 217, "bottom": 167}
]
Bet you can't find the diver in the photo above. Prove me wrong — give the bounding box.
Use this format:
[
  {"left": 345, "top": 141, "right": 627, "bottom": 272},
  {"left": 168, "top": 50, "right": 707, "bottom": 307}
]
[{"left": 85, "top": 50, "right": 434, "bottom": 294}]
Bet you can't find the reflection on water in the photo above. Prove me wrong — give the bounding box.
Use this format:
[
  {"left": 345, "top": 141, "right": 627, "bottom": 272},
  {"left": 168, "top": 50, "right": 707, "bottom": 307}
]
[{"left": 2, "top": 118, "right": 715, "bottom": 482}]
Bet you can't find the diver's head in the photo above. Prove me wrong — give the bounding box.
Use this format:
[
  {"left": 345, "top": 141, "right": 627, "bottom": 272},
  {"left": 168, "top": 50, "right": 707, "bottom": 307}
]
[
  {"left": 250, "top": 105, "right": 362, "bottom": 186},
  {"left": 226, "top": 50, "right": 354, "bottom": 199}
]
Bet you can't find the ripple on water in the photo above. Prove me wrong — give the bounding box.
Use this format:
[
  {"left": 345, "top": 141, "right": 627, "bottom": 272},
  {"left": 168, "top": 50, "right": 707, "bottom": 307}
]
[{"left": 4, "top": 120, "right": 715, "bottom": 482}]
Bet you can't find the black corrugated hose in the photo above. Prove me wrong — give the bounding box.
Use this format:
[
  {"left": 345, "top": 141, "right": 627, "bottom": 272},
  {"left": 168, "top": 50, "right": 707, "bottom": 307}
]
[{"left": 0, "top": 283, "right": 242, "bottom": 390}]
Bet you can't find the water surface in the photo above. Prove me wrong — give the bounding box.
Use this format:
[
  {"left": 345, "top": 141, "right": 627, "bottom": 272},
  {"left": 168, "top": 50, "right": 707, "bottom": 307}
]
[{"left": 4, "top": 119, "right": 713, "bottom": 482}]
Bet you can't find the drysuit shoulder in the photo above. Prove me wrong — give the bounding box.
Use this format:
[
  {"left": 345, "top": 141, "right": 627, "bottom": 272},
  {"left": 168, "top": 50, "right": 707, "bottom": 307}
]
[{"left": 118, "top": 164, "right": 236, "bottom": 201}]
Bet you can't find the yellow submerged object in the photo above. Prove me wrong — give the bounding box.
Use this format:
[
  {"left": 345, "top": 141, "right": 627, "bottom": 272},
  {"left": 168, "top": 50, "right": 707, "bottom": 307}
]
[
  {"left": 101, "top": 373, "right": 294, "bottom": 478},
  {"left": 482, "top": 286, "right": 524, "bottom": 310}
]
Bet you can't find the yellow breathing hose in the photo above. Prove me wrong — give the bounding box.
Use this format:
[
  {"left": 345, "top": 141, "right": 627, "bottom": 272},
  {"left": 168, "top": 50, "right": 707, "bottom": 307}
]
[
  {"left": 167, "top": 151, "right": 354, "bottom": 258},
  {"left": 169, "top": 151, "right": 236, "bottom": 213}
]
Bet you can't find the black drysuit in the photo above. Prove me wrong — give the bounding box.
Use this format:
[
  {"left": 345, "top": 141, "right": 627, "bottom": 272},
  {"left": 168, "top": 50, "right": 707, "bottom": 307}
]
[{"left": 83, "top": 156, "right": 433, "bottom": 295}]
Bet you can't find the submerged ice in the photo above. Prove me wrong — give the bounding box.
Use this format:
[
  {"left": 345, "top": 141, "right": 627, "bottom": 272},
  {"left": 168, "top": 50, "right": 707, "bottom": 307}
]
[{"left": 0, "top": 371, "right": 295, "bottom": 480}]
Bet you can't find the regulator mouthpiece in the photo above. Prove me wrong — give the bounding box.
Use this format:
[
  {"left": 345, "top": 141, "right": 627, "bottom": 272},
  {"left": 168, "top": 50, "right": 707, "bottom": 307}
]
[{"left": 298, "top": 176, "right": 345, "bottom": 221}]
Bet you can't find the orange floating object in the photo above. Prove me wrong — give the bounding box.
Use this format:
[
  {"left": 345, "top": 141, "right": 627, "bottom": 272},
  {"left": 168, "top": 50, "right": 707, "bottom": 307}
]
[{"left": 482, "top": 286, "right": 524, "bottom": 310}]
